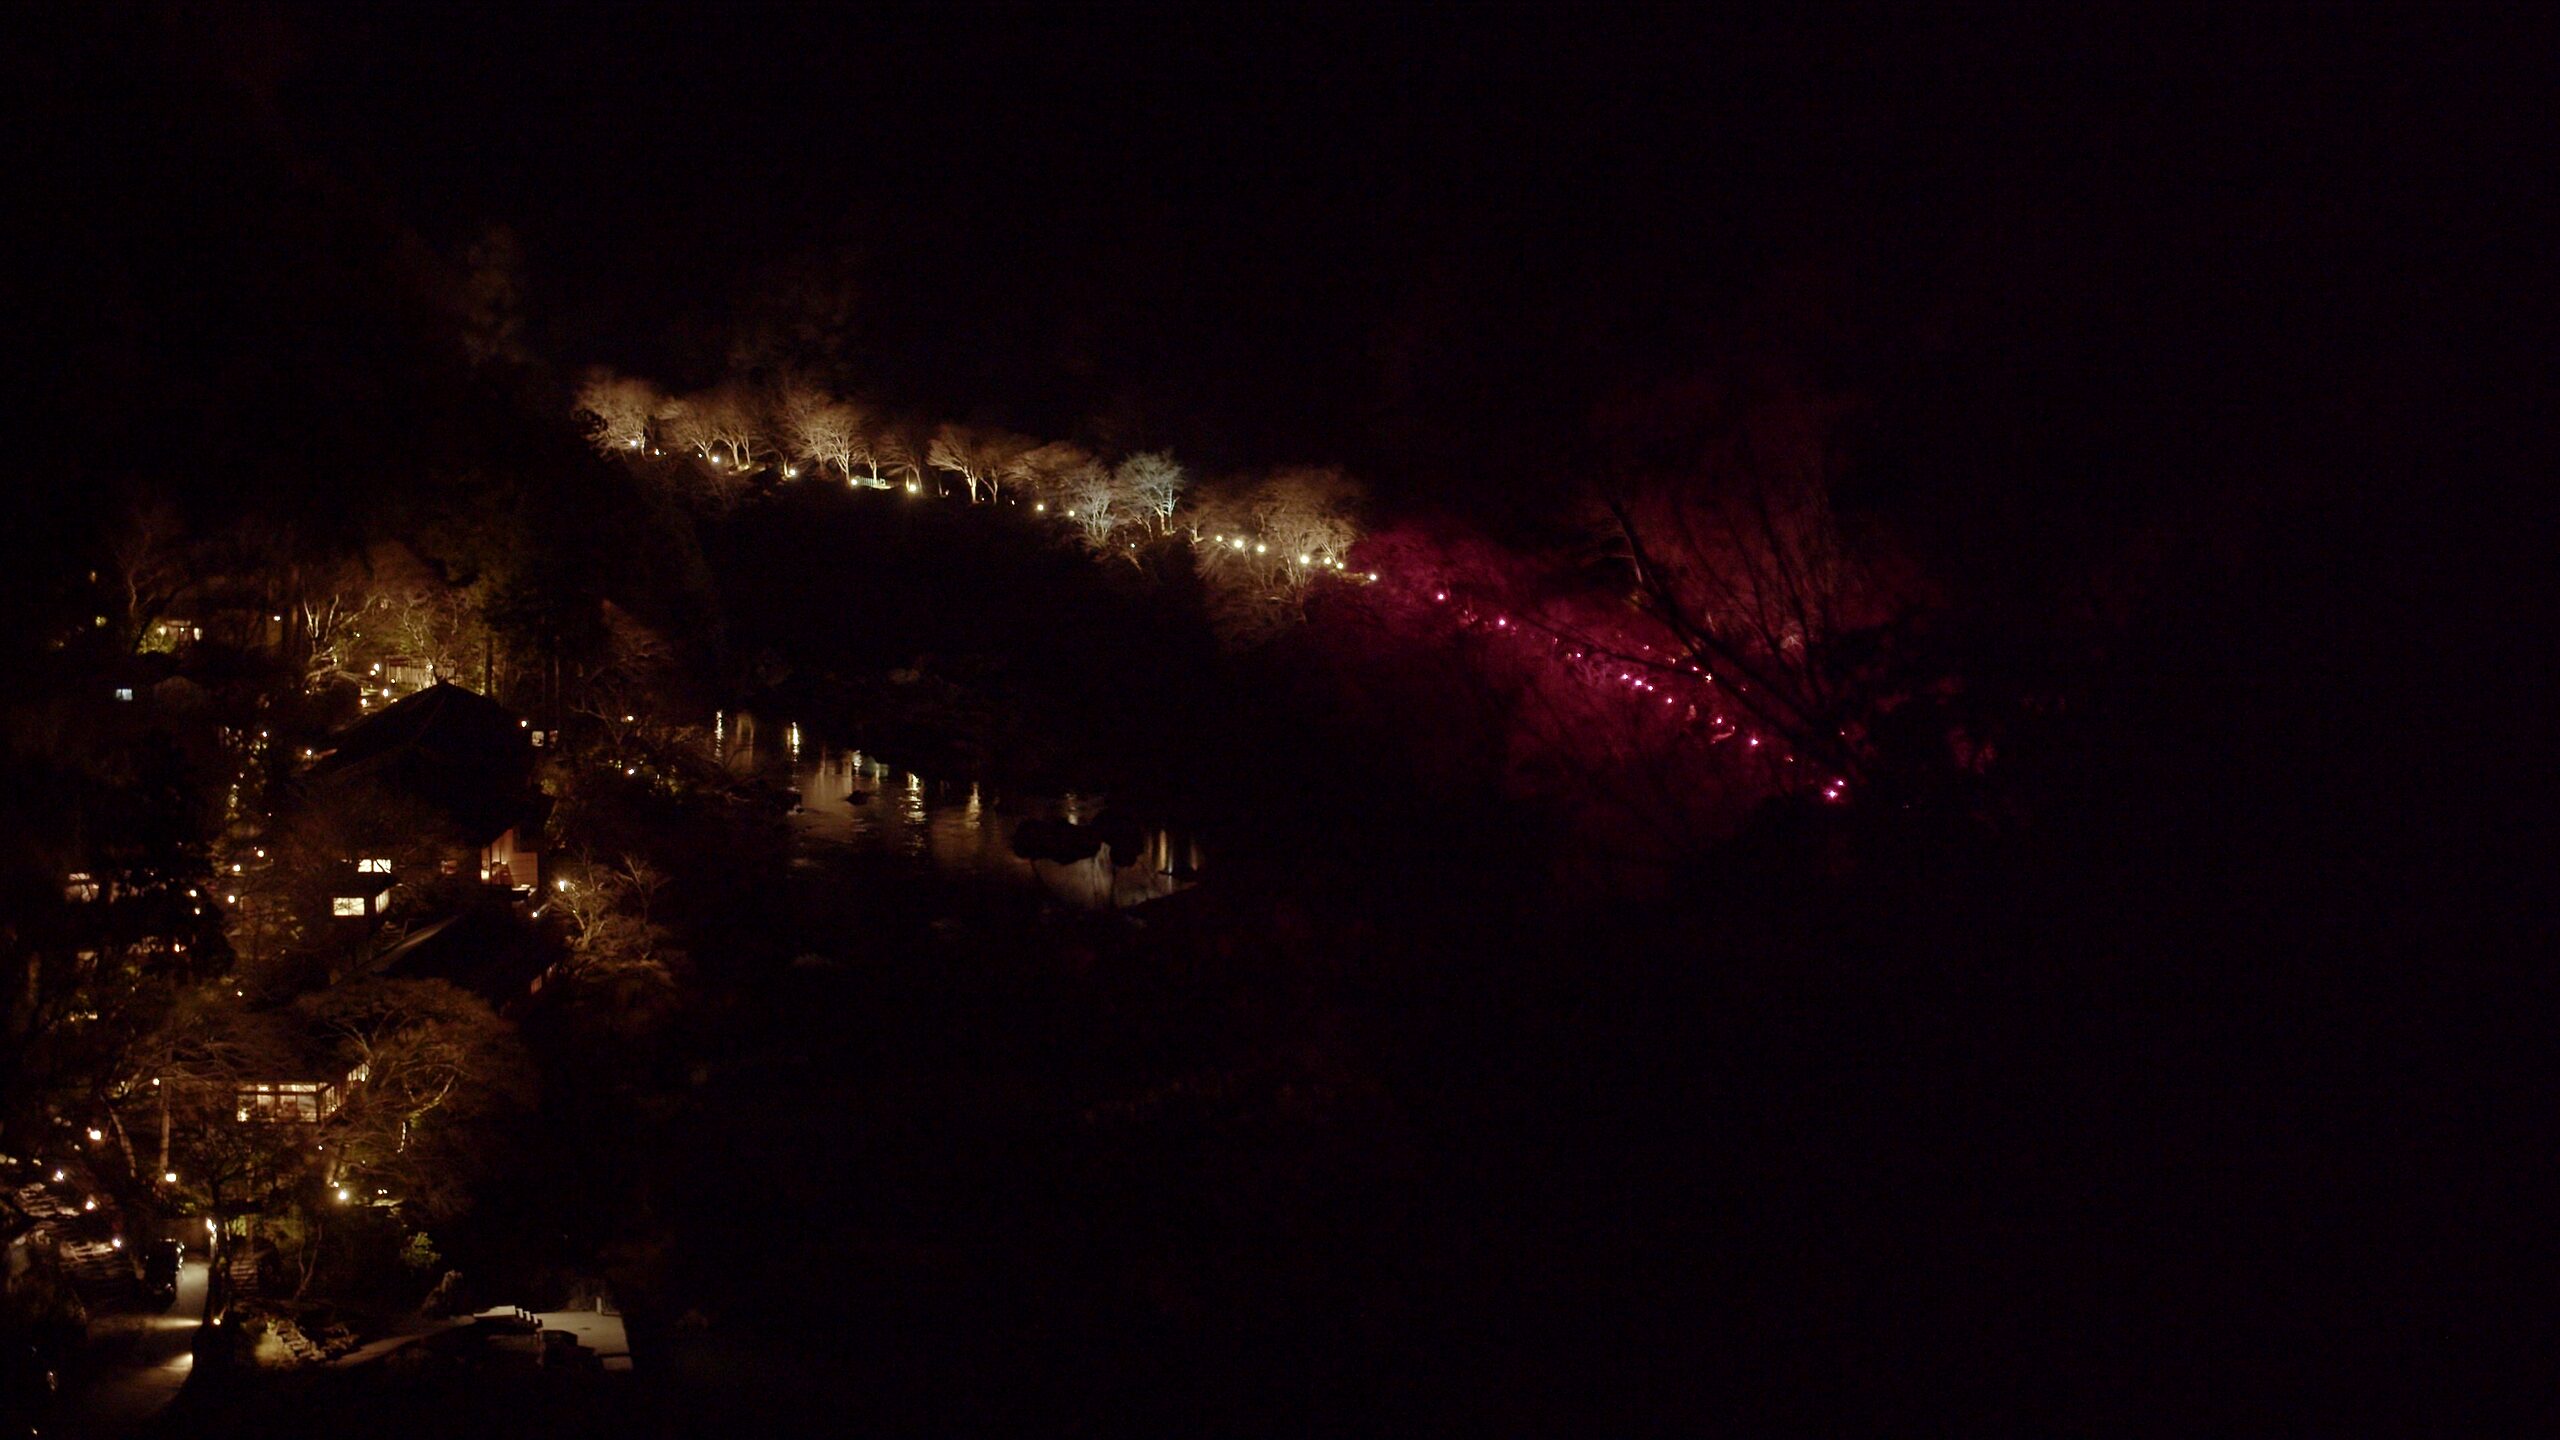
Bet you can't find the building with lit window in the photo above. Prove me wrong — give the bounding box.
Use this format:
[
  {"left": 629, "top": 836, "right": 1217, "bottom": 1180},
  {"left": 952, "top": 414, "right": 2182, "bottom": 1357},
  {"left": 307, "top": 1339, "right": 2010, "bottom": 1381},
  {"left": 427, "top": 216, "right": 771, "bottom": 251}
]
[{"left": 304, "top": 682, "right": 549, "bottom": 897}]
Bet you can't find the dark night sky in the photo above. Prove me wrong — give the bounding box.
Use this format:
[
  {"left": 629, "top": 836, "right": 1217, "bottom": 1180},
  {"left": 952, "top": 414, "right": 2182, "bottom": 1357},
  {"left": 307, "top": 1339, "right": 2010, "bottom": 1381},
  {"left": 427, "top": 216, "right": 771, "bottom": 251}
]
[{"left": 20, "top": 3, "right": 2537, "bottom": 533}]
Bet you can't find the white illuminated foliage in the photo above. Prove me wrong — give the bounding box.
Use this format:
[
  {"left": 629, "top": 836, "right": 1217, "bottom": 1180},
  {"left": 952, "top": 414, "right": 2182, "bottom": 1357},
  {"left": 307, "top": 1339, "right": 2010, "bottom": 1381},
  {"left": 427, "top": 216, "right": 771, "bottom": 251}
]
[
  {"left": 1059, "top": 460, "right": 1127, "bottom": 550},
  {"left": 1008, "top": 440, "right": 1093, "bottom": 509},
  {"left": 1114, "top": 451, "right": 1186, "bottom": 532},
  {"left": 1251, "top": 466, "right": 1362, "bottom": 589},
  {"left": 873, "top": 426, "right": 924, "bottom": 493},
  {"left": 779, "top": 385, "right": 871, "bottom": 484},
  {"left": 927, "top": 424, "right": 1036, "bottom": 503},
  {"left": 661, "top": 385, "right": 763, "bottom": 474},
  {"left": 573, "top": 371, "right": 662, "bottom": 456}
]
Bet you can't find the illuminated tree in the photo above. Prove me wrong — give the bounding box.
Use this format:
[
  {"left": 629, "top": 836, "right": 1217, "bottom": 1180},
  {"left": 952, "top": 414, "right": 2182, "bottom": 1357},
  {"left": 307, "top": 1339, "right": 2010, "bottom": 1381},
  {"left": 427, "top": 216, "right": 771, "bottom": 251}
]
[
  {"left": 293, "top": 979, "right": 530, "bottom": 1222},
  {"left": 352, "top": 544, "right": 487, "bottom": 682},
  {"left": 1060, "top": 458, "right": 1129, "bottom": 552},
  {"left": 1252, "top": 466, "right": 1363, "bottom": 590},
  {"left": 779, "top": 385, "right": 871, "bottom": 484},
  {"left": 104, "top": 499, "right": 196, "bottom": 652},
  {"left": 1007, "top": 440, "right": 1092, "bottom": 512},
  {"left": 1591, "top": 376, "right": 1913, "bottom": 788},
  {"left": 1115, "top": 451, "right": 1186, "bottom": 533},
  {"left": 572, "top": 370, "right": 663, "bottom": 456},
  {"left": 925, "top": 423, "right": 982, "bottom": 500},
  {"left": 874, "top": 425, "right": 925, "bottom": 494},
  {"left": 662, "top": 385, "right": 763, "bottom": 474}
]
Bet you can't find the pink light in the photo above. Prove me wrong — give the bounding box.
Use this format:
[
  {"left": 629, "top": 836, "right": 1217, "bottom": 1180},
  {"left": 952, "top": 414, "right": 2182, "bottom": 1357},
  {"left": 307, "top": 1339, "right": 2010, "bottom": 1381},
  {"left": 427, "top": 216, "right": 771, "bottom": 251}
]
[{"left": 1434, "top": 591, "right": 1447, "bottom": 602}]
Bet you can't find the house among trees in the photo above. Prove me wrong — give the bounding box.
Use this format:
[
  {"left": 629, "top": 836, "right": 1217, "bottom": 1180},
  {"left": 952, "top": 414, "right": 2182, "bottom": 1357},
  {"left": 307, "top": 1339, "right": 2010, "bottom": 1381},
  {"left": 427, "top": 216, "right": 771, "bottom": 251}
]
[
  {"left": 304, "top": 682, "right": 548, "bottom": 896},
  {"left": 234, "top": 1067, "right": 361, "bottom": 1124},
  {"left": 325, "top": 860, "right": 397, "bottom": 921}
]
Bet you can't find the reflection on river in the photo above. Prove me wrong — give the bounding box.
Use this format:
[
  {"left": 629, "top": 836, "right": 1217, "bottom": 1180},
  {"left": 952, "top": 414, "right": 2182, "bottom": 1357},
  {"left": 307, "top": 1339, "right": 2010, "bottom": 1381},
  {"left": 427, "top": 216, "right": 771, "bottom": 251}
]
[{"left": 717, "top": 712, "right": 1203, "bottom": 909}]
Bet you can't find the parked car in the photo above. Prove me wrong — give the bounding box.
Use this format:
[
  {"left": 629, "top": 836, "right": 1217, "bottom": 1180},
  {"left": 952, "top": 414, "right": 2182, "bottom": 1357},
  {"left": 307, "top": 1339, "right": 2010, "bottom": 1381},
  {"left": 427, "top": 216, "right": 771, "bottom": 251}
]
[{"left": 141, "top": 1239, "right": 183, "bottom": 1309}]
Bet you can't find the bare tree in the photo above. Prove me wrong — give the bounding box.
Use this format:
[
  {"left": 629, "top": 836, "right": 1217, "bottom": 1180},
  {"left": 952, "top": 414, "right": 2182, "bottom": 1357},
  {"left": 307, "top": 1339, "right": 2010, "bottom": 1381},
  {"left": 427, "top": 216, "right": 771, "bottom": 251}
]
[
  {"left": 873, "top": 424, "right": 925, "bottom": 494},
  {"left": 662, "top": 384, "right": 764, "bottom": 476},
  {"left": 779, "top": 386, "right": 872, "bottom": 485},
  {"left": 925, "top": 423, "right": 979, "bottom": 500},
  {"left": 1060, "top": 459, "right": 1129, "bottom": 553},
  {"left": 1115, "top": 451, "right": 1187, "bottom": 533},
  {"left": 572, "top": 370, "right": 663, "bottom": 455},
  {"left": 105, "top": 499, "right": 195, "bottom": 651},
  {"left": 1591, "top": 377, "right": 1897, "bottom": 786},
  {"left": 294, "top": 979, "right": 530, "bottom": 1221},
  {"left": 1252, "top": 466, "right": 1363, "bottom": 591},
  {"left": 1008, "top": 440, "right": 1092, "bottom": 514}
]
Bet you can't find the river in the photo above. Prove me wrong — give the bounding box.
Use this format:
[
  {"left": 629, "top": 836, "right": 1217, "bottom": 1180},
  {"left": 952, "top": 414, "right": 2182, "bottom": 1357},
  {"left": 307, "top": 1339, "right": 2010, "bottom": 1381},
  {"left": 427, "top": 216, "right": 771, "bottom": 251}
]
[{"left": 714, "top": 711, "right": 1203, "bottom": 909}]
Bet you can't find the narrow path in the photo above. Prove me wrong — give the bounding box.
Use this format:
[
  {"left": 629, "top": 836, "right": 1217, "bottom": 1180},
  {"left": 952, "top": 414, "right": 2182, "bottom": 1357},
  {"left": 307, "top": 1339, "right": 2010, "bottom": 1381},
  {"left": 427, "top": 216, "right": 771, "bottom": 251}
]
[{"left": 59, "top": 1259, "right": 206, "bottom": 1436}]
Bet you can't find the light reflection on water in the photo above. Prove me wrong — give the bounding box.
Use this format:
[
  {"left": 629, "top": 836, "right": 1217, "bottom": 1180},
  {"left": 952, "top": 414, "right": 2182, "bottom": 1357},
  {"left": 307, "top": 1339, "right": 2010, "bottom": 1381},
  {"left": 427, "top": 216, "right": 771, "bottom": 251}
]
[{"left": 720, "top": 712, "right": 1202, "bottom": 908}]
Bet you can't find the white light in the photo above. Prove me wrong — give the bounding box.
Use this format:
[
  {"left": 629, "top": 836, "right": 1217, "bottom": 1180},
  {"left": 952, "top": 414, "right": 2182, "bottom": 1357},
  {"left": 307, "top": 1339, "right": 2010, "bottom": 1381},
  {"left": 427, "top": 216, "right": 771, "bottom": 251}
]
[
  {"left": 112, "top": 1236, "right": 123, "bottom": 1249},
  {"left": 1254, "top": 543, "right": 1267, "bottom": 554},
  {"left": 555, "top": 878, "right": 568, "bottom": 892},
  {"left": 1034, "top": 502, "right": 1045, "bottom": 512},
  {"left": 628, "top": 439, "right": 641, "bottom": 449},
  {"left": 86, "top": 1127, "right": 101, "bottom": 1141},
  {"left": 334, "top": 1187, "right": 350, "bottom": 1203},
  {"left": 51, "top": 1168, "right": 64, "bottom": 1181},
  {"left": 163, "top": 1171, "right": 177, "bottom": 1184}
]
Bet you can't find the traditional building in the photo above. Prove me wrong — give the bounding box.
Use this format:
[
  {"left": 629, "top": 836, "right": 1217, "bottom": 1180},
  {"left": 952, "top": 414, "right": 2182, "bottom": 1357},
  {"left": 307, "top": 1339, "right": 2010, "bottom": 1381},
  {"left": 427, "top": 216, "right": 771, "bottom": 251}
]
[{"left": 305, "top": 682, "right": 549, "bottom": 896}]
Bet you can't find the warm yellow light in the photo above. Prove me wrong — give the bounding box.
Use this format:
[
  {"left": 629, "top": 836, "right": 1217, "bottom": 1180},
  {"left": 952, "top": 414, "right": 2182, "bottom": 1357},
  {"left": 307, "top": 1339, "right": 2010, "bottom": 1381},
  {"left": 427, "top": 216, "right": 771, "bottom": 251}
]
[
  {"left": 1254, "top": 543, "right": 1267, "bottom": 554},
  {"left": 1034, "top": 502, "right": 1045, "bottom": 512},
  {"left": 162, "top": 1171, "right": 178, "bottom": 1184}
]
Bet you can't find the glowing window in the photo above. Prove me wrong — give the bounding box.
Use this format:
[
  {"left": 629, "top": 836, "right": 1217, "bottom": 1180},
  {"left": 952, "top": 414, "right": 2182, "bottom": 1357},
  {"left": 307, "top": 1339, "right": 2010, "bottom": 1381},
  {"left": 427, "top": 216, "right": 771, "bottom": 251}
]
[
  {"left": 357, "top": 858, "right": 391, "bottom": 874},
  {"left": 331, "top": 897, "right": 365, "bottom": 917}
]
